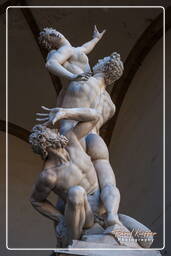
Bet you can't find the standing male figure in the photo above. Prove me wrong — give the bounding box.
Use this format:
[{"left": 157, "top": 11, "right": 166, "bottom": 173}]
[{"left": 37, "top": 52, "right": 124, "bottom": 226}]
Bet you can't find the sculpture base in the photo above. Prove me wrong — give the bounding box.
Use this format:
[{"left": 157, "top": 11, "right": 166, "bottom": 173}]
[
  {"left": 54, "top": 214, "right": 160, "bottom": 255},
  {"left": 55, "top": 231, "right": 160, "bottom": 256},
  {"left": 55, "top": 240, "right": 161, "bottom": 256}
]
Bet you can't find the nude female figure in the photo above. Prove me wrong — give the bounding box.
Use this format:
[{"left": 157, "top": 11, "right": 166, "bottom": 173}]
[{"left": 39, "top": 26, "right": 105, "bottom": 80}]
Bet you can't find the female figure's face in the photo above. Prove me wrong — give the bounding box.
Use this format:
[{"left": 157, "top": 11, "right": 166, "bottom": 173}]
[{"left": 47, "top": 32, "right": 69, "bottom": 49}]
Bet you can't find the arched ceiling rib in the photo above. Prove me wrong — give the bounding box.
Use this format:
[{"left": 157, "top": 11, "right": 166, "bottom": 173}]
[
  {"left": 20, "top": 1, "right": 63, "bottom": 95},
  {"left": 0, "top": 120, "right": 30, "bottom": 143},
  {"left": 0, "top": 0, "right": 20, "bottom": 15},
  {"left": 0, "top": 0, "right": 63, "bottom": 94}
]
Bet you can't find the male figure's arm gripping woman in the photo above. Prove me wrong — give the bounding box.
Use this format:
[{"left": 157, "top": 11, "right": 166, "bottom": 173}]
[
  {"left": 30, "top": 107, "right": 100, "bottom": 245},
  {"left": 42, "top": 25, "right": 106, "bottom": 81}
]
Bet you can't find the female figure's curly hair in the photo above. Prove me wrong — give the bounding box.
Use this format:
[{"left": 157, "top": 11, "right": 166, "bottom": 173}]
[{"left": 38, "top": 27, "right": 63, "bottom": 50}]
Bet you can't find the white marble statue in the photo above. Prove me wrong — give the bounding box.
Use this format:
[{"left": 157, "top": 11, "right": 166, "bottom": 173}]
[
  {"left": 29, "top": 27, "right": 154, "bottom": 249},
  {"left": 38, "top": 27, "right": 123, "bottom": 227}
]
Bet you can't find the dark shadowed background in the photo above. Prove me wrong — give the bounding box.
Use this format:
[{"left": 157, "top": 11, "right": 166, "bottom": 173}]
[{"left": 0, "top": 0, "right": 170, "bottom": 255}]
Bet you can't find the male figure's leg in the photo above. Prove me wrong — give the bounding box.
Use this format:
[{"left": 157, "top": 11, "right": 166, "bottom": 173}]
[
  {"left": 64, "top": 185, "right": 94, "bottom": 244},
  {"left": 86, "top": 134, "right": 121, "bottom": 226}
]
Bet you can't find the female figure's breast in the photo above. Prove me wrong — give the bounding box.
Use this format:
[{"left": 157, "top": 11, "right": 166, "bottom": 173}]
[{"left": 64, "top": 49, "right": 90, "bottom": 74}]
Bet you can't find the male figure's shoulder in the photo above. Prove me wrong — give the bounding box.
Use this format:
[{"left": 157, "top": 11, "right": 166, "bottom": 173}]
[{"left": 40, "top": 167, "right": 57, "bottom": 188}]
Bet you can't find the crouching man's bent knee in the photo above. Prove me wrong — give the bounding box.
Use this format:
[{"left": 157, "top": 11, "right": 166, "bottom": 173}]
[{"left": 64, "top": 186, "right": 94, "bottom": 244}]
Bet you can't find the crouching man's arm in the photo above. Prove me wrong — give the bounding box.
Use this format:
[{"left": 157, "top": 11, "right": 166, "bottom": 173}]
[{"left": 30, "top": 170, "right": 63, "bottom": 224}]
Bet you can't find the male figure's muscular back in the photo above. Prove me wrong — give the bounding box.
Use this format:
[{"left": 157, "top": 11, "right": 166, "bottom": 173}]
[{"left": 56, "top": 76, "right": 115, "bottom": 135}]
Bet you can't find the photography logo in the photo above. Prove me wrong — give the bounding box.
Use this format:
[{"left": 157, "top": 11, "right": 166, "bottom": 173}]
[{"left": 111, "top": 229, "right": 157, "bottom": 243}]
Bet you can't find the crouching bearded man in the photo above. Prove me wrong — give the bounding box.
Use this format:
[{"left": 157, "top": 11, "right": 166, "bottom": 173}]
[{"left": 29, "top": 107, "right": 110, "bottom": 247}]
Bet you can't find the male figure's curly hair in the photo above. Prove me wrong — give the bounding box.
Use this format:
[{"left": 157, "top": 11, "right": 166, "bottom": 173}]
[
  {"left": 94, "top": 52, "right": 124, "bottom": 86},
  {"left": 104, "top": 52, "right": 124, "bottom": 85},
  {"left": 29, "top": 125, "right": 69, "bottom": 160},
  {"left": 38, "top": 27, "right": 63, "bottom": 50}
]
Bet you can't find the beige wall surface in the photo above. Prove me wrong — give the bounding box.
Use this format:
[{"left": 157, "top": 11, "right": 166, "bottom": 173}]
[
  {"left": 109, "top": 37, "right": 163, "bottom": 248},
  {"left": 7, "top": 133, "right": 57, "bottom": 249},
  {"left": 0, "top": 132, "right": 51, "bottom": 255}
]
